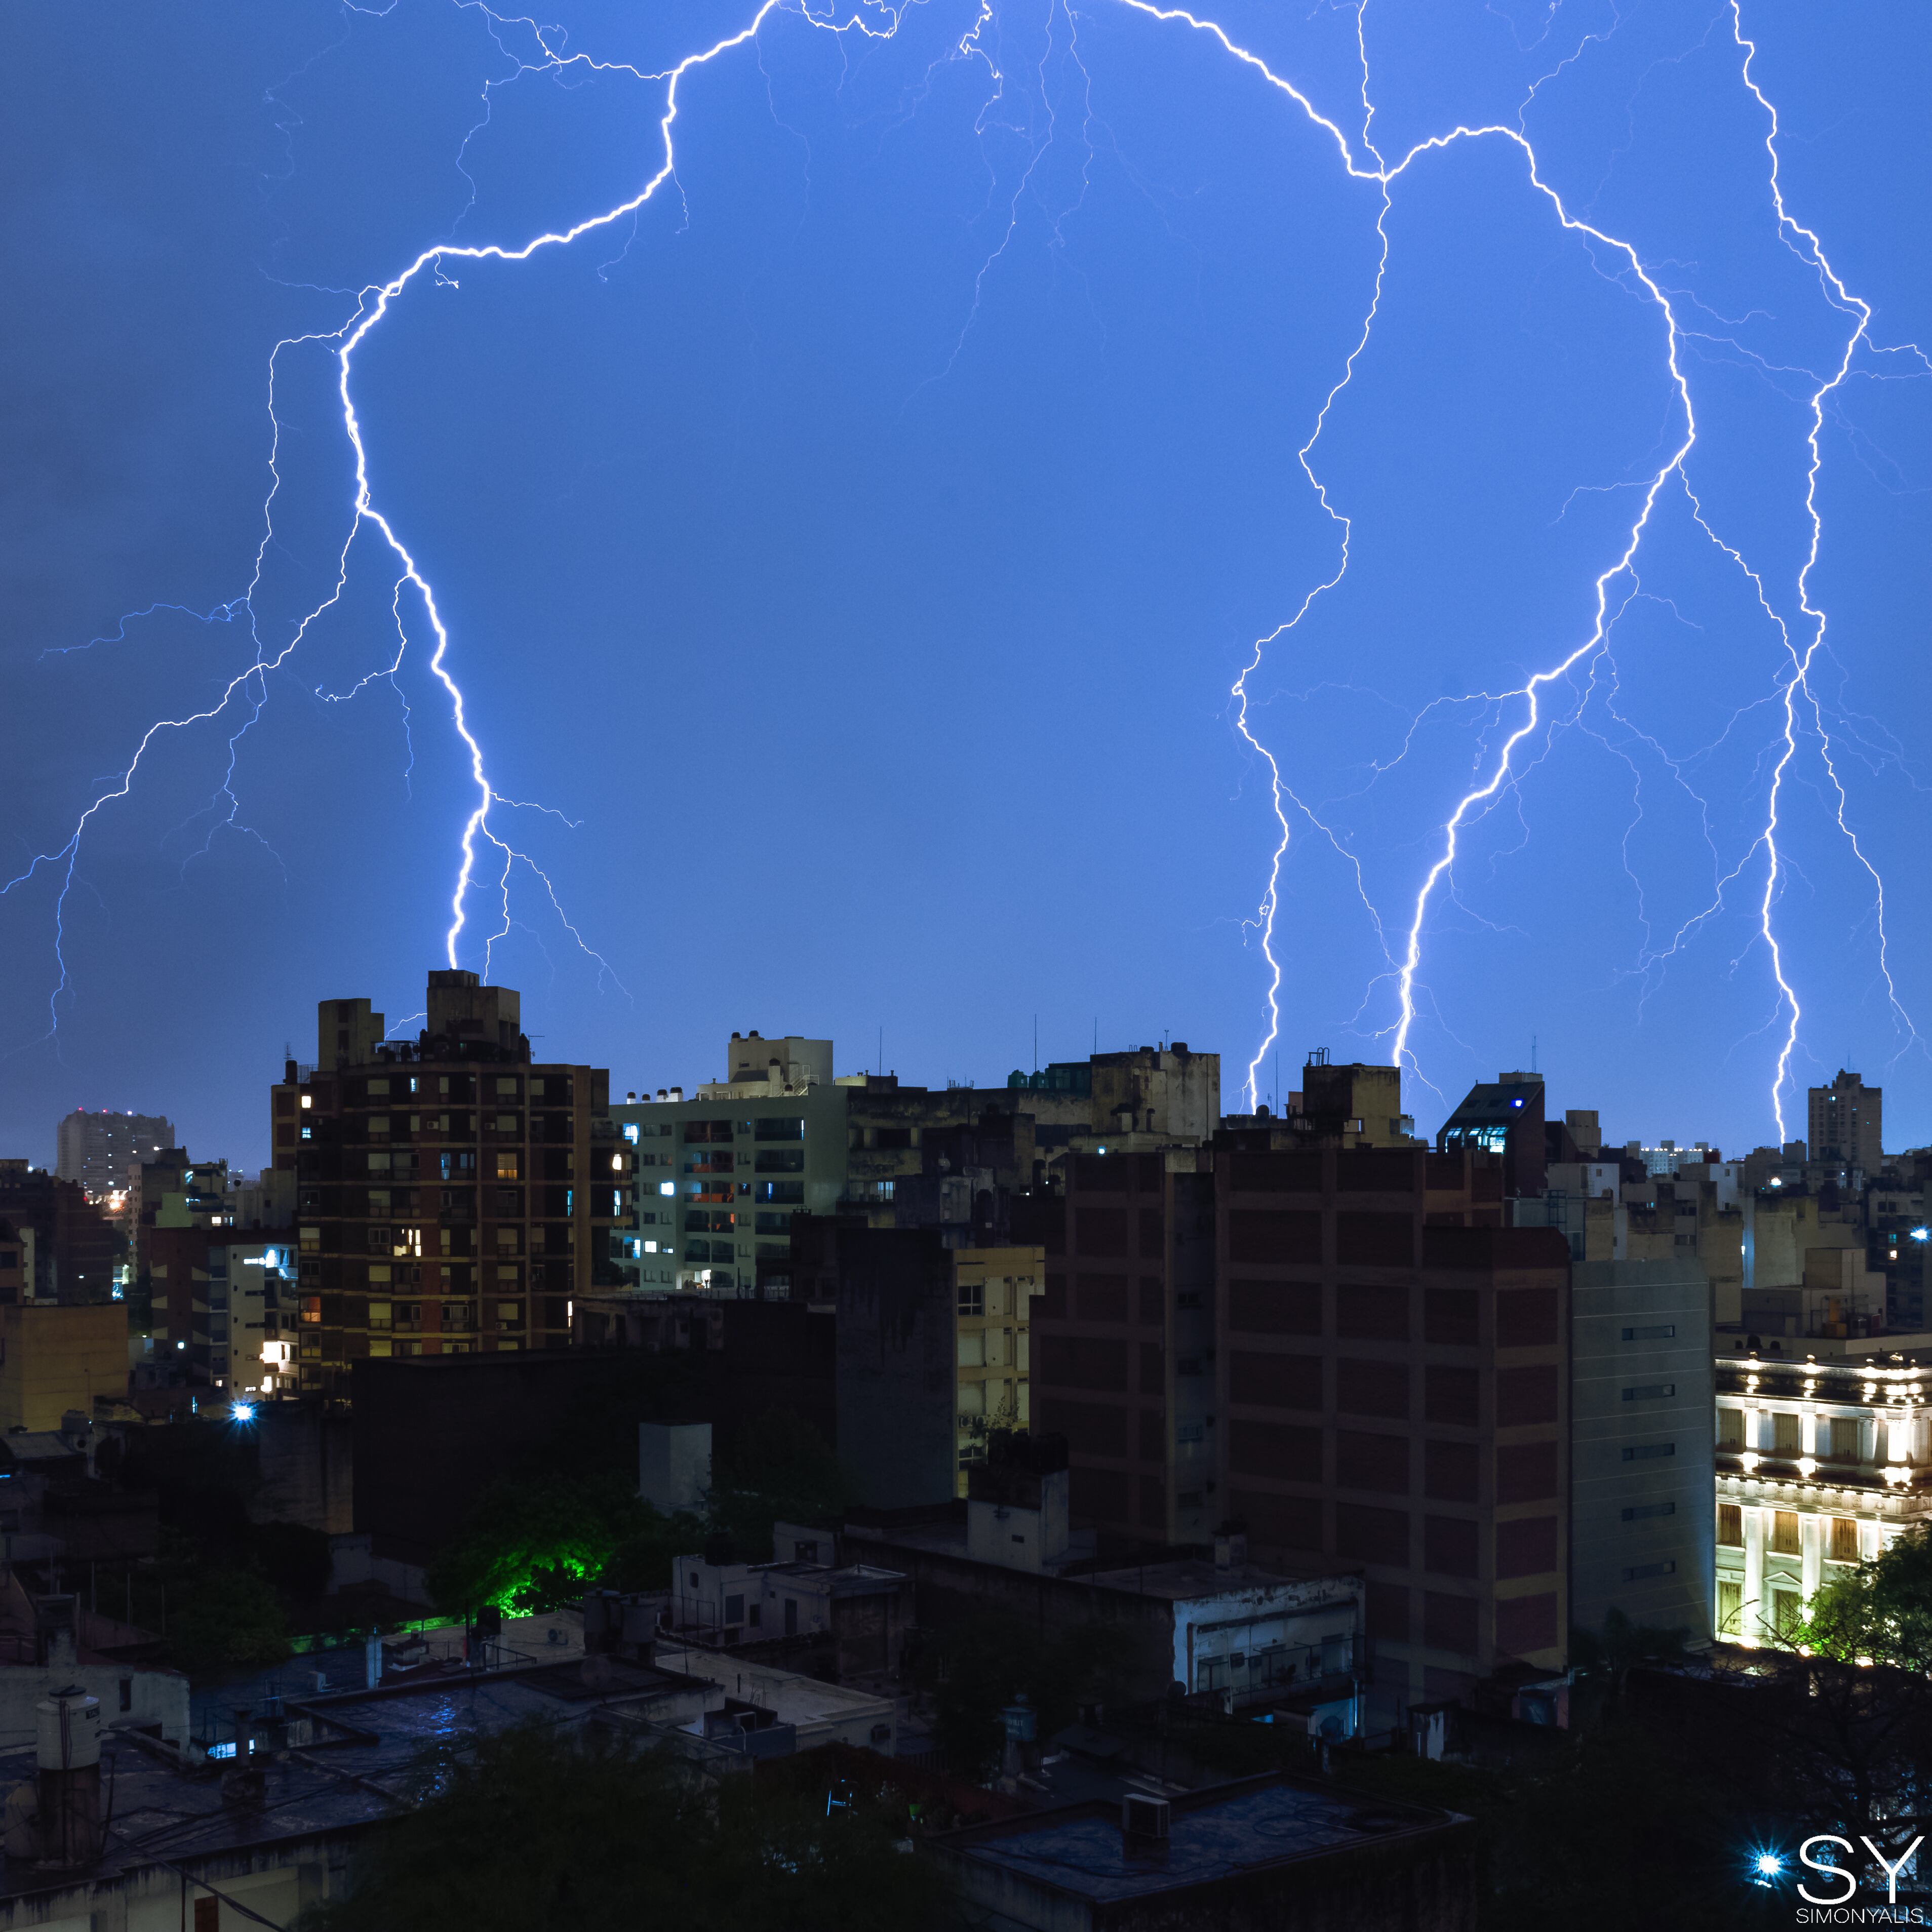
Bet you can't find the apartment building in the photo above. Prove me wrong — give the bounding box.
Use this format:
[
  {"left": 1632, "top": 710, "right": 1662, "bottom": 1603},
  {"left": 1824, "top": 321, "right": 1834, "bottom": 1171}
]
[
  {"left": 269, "top": 970, "right": 626, "bottom": 1397},
  {"left": 607, "top": 1034, "right": 851, "bottom": 1294},
  {"left": 55, "top": 1110, "right": 175, "bottom": 1201},
  {"left": 788, "top": 1219, "right": 1046, "bottom": 1504},
  {"left": 1808, "top": 1070, "right": 1882, "bottom": 1176},
  {"left": 1714, "top": 1346, "right": 1930, "bottom": 1644},
  {"left": 1568, "top": 1258, "right": 1715, "bottom": 1639},
  {"left": 1210, "top": 1138, "right": 1568, "bottom": 1706},
  {"left": 1030, "top": 1149, "right": 1220, "bottom": 1551},
  {"left": 601, "top": 1038, "right": 1220, "bottom": 1294}
]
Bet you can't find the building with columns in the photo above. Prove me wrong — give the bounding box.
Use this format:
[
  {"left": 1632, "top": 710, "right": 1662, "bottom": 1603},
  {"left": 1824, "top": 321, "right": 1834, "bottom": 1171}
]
[{"left": 1714, "top": 1346, "right": 1930, "bottom": 1643}]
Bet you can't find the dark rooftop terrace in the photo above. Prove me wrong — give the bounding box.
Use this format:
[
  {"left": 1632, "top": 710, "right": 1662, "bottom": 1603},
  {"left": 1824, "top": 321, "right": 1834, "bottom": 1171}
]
[{"left": 935, "top": 1771, "right": 1464, "bottom": 1904}]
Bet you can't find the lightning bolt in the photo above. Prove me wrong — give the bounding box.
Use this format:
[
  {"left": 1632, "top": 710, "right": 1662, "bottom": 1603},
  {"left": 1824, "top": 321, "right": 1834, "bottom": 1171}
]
[
  {"left": 1120, "top": 0, "right": 1923, "bottom": 1137},
  {"left": 12, "top": 0, "right": 1920, "bottom": 1146}
]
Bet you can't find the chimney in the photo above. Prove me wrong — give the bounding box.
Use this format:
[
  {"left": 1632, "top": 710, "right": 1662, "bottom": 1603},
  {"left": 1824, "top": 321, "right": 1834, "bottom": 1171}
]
[{"left": 1213, "top": 1524, "right": 1247, "bottom": 1570}]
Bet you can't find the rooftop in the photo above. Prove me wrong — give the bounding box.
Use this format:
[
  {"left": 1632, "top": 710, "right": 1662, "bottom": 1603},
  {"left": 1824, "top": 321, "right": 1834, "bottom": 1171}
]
[
  {"left": 939, "top": 1772, "right": 1461, "bottom": 1902},
  {"left": 0, "top": 1658, "right": 724, "bottom": 1905},
  {"left": 1078, "top": 1558, "right": 1360, "bottom": 1605},
  {"left": 652, "top": 1647, "right": 894, "bottom": 1735}
]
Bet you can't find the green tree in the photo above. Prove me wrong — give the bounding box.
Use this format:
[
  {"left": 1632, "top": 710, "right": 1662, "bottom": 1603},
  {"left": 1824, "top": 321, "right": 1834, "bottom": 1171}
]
[
  {"left": 705, "top": 1411, "right": 852, "bottom": 1561},
  {"left": 1569, "top": 1606, "right": 1691, "bottom": 1714},
  {"left": 166, "top": 1569, "right": 291, "bottom": 1674},
  {"left": 426, "top": 1475, "right": 654, "bottom": 1617},
  {"left": 1799, "top": 1521, "right": 1932, "bottom": 1672},
  {"left": 300, "top": 1722, "right": 948, "bottom": 1932}
]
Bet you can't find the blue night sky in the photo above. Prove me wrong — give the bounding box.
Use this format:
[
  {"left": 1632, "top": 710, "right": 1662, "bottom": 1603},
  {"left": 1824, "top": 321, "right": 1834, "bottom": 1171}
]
[{"left": 3, "top": 0, "right": 1927, "bottom": 1172}]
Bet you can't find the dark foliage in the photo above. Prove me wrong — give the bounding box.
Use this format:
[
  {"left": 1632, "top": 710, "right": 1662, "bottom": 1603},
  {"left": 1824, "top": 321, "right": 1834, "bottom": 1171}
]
[
  {"left": 915, "top": 1612, "right": 1138, "bottom": 1778},
  {"left": 299, "top": 1722, "right": 949, "bottom": 1932},
  {"left": 704, "top": 1410, "right": 853, "bottom": 1562}
]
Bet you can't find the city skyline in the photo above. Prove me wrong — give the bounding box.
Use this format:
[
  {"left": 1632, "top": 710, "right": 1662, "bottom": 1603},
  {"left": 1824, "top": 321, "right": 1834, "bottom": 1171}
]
[{"left": 4, "top": 1, "right": 1927, "bottom": 1171}]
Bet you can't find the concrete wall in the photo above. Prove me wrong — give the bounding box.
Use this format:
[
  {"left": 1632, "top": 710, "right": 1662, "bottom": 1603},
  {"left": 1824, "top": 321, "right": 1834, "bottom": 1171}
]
[
  {"left": 1569, "top": 1259, "right": 1715, "bottom": 1642},
  {"left": 249, "top": 1399, "right": 353, "bottom": 1534},
  {"left": 0, "top": 1303, "right": 127, "bottom": 1431},
  {"left": 640, "top": 1421, "right": 711, "bottom": 1513},
  {"left": 0, "top": 1836, "right": 339, "bottom": 1930},
  {"left": 0, "top": 1662, "right": 188, "bottom": 1752},
  {"left": 830, "top": 1231, "right": 957, "bottom": 1510}
]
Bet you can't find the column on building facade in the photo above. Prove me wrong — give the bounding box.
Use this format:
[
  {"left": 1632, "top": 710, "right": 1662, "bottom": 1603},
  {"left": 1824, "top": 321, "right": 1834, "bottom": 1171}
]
[
  {"left": 1800, "top": 1408, "right": 1816, "bottom": 1456},
  {"left": 1799, "top": 1511, "right": 1822, "bottom": 1608},
  {"left": 1740, "top": 1503, "right": 1766, "bottom": 1643}
]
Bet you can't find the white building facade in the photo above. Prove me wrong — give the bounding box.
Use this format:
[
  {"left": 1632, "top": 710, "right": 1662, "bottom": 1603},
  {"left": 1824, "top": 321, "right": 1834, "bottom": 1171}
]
[{"left": 1713, "top": 1348, "right": 1930, "bottom": 1644}]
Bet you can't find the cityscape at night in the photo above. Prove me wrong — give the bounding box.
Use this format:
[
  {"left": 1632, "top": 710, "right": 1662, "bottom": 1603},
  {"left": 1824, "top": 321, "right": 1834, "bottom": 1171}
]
[{"left": 1, "top": 0, "right": 1926, "bottom": 1924}]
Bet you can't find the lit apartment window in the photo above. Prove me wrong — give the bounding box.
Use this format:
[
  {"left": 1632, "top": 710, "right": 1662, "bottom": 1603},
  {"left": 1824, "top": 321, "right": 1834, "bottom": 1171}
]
[{"left": 495, "top": 1152, "right": 520, "bottom": 1182}]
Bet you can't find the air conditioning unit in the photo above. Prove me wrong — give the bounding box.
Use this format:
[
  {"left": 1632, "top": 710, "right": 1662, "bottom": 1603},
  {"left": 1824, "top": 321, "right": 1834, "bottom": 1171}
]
[{"left": 1121, "top": 1792, "right": 1171, "bottom": 1855}]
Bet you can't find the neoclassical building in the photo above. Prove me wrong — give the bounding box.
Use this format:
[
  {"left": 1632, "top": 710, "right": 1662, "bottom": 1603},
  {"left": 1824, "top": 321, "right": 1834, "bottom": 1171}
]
[{"left": 1714, "top": 1347, "right": 1930, "bottom": 1643}]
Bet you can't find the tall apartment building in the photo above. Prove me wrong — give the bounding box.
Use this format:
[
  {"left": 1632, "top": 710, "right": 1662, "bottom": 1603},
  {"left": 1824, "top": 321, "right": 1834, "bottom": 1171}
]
[
  {"left": 788, "top": 1219, "right": 1046, "bottom": 1504},
  {"left": 147, "top": 1227, "right": 298, "bottom": 1396},
  {"left": 268, "top": 970, "right": 626, "bottom": 1397},
  {"left": 603, "top": 1037, "right": 1220, "bottom": 1295},
  {"left": 55, "top": 1111, "right": 175, "bottom": 1200},
  {"left": 1031, "top": 1150, "right": 1220, "bottom": 1550},
  {"left": 608, "top": 1034, "right": 851, "bottom": 1294},
  {"left": 1715, "top": 1346, "right": 1929, "bottom": 1643},
  {"left": 1808, "top": 1070, "right": 1882, "bottom": 1175},
  {"left": 0, "top": 1163, "right": 124, "bottom": 1305},
  {"left": 1568, "top": 1259, "right": 1715, "bottom": 1639},
  {"left": 1209, "top": 1139, "right": 1569, "bottom": 1708}
]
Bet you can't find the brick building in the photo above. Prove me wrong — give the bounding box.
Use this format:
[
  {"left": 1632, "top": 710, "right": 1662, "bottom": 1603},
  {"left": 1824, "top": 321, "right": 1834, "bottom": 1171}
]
[
  {"left": 269, "top": 970, "right": 629, "bottom": 1397},
  {"left": 1032, "top": 1133, "right": 1570, "bottom": 1707}
]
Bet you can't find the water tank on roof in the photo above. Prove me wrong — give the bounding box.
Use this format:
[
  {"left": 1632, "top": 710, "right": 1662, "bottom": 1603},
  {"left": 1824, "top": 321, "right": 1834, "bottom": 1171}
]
[{"left": 36, "top": 1689, "right": 101, "bottom": 1772}]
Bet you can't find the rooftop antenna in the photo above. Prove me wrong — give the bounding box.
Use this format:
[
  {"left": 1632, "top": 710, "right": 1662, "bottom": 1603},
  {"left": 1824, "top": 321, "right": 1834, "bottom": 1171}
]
[
  {"left": 1033, "top": 1015, "right": 1038, "bottom": 1075},
  {"left": 1531, "top": 1033, "right": 1538, "bottom": 1075}
]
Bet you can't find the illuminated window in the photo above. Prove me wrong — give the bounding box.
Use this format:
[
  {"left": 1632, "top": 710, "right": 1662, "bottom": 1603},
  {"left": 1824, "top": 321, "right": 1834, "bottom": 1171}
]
[
  {"left": 623, "top": 1123, "right": 640, "bottom": 1145},
  {"left": 300, "top": 1296, "right": 322, "bottom": 1325},
  {"left": 495, "top": 1152, "right": 521, "bottom": 1182},
  {"left": 299, "top": 1095, "right": 312, "bottom": 1111}
]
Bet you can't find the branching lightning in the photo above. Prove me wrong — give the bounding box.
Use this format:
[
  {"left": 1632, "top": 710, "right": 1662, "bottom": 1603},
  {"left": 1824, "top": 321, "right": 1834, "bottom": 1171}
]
[
  {"left": 8, "top": 0, "right": 1923, "bottom": 1145},
  {"left": 1118, "top": 0, "right": 1925, "bottom": 1133}
]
